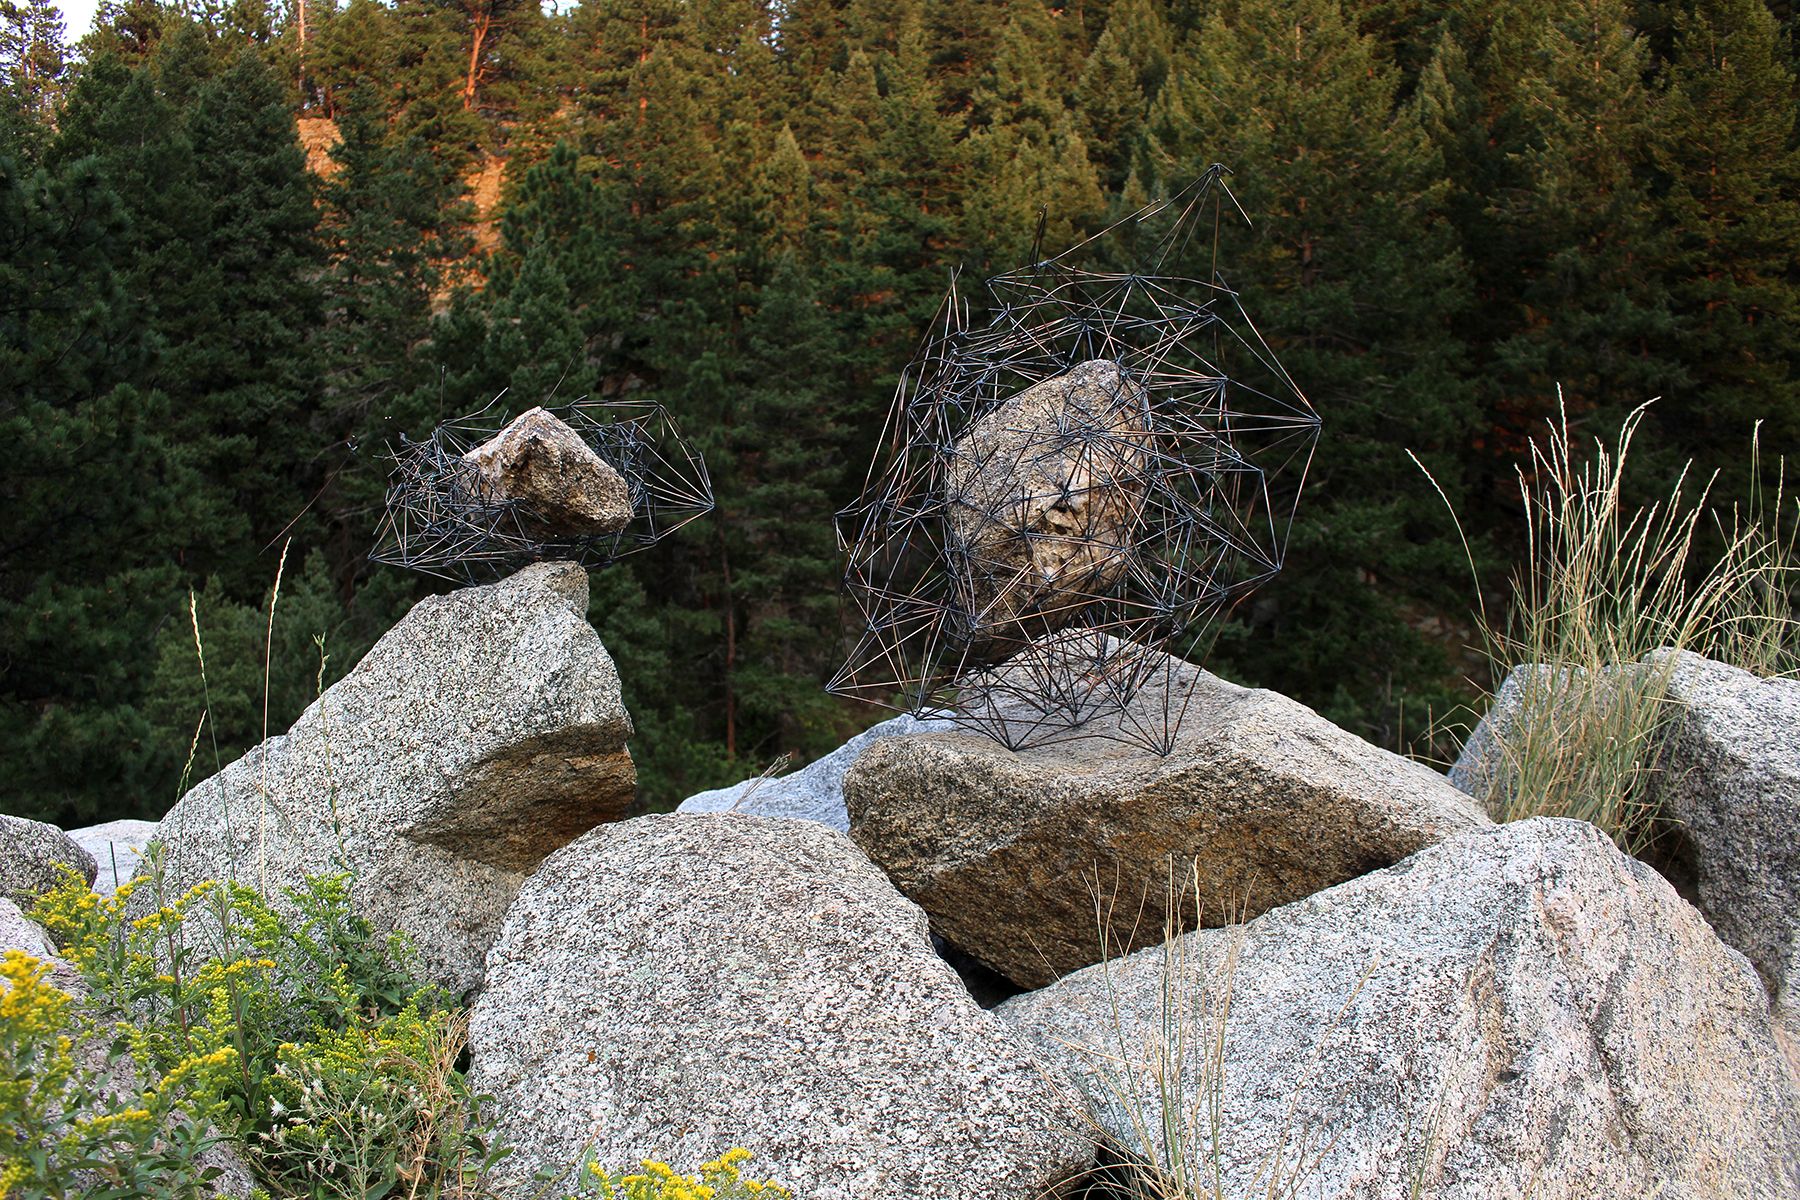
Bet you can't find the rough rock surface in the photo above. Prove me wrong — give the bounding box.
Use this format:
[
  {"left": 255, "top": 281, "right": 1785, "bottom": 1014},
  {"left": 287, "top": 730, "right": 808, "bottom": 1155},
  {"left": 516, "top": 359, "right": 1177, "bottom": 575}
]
[
  {"left": 1450, "top": 652, "right": 1800, "bottom": 1060},
  {"left": 1000, "top": 819, "right": 1800, "bottom": 1200},
  {"left": 944, "top": 359, "right": 1153, "bottom": 659},
  {"left": 1, "top": 814, "right": 98, "bottom": 907},
  {"left": 68, "top": 819, "right": 160, "bottom": 895},
  {"left": 1, "top": 896, "right": 67, "bottom": 976},
  {"left": 469, "top": 813, "right": 1091, "bottom": 1200},
  {"left": 147, "top": 562, "right": 635, "bottom": 995},
  {"left": 1651, "top": 650, "right": 1800, "bottom": 1055},
  {"left": 677, "top": 713, "right": 954, "bottom": 831},
  {"left": 464, "top": 407, "right": 633, "bottom": 537},
  {"left": 844, "top": 651, "right": 1490, "bottom": 987},
  {"left": 1, "top": 898, "right": 255, "bottom": 1196}
]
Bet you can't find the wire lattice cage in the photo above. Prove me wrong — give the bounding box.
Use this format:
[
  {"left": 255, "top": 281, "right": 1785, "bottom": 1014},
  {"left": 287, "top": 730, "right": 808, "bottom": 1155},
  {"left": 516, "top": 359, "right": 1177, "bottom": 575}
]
[
  {"left": 829, "top": 167, "right": 1322, "bottom": 753},
  {"left": 370, "top": 396, "right": 713, "bottom": 584}
]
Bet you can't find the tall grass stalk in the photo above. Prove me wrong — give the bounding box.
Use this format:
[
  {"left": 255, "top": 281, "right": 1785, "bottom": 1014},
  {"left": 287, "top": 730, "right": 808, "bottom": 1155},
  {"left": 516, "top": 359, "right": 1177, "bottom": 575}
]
[
  {"left": 1420, "top": 395, "right": 1798, "bottom": 851},
  {"left": 258, "top": 539, "right": 291, "bottom": 895},
  {"left": 187, "top": 589, "right": 235, "bottom": 852},
  {"left": 1708, "top": 422, "right": 1799, "bottom": 676}
]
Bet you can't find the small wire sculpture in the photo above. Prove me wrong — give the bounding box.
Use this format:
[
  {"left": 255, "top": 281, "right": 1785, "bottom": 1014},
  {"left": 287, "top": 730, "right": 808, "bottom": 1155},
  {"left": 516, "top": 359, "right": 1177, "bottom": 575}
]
[
  {"left": 828, "top": 166, "right": 1322, "bottom": 754},
  {"left": 370, "top": 396, "right": 714, "bottom": 583}
]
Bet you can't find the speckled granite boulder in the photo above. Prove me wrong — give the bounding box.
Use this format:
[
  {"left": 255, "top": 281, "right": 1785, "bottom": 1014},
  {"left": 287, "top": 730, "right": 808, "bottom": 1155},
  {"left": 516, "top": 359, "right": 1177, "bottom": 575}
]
[
  {"left": 469, "top": 813, "right": 1091, "bottom": 1199},
  {"left": 0, "top": 814, "right": 97, "bottom": 907},
  {"left": 146, "top": 562, "right": 635, "bottom": 995},
  {"left": 0, "top": 896, "right": 68, "bottom": 977},
  {"left": 1649, "top": 650, "right": 1800, "bottom": 1061},
  {"left": 67, "top": 819, "right": 160, "bottom": 895},
  {"left": 1000, "top": 819, "right": 1800, "bottom": 1200},
  {"left": 677, "top": 713, "right": 954, "bottom": 831},
  {"left": 844, "top": 650, "right": 1491, "bottom": 987},
  {"left": 943, "top": 359, "right": 1154, "bottom": 661}
]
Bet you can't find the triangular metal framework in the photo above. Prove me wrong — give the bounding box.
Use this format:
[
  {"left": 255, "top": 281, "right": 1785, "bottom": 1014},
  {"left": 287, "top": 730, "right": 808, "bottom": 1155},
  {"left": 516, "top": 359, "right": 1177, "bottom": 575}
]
[{"left": 829, "top": 167, "right": 1322, "bottom": 753}]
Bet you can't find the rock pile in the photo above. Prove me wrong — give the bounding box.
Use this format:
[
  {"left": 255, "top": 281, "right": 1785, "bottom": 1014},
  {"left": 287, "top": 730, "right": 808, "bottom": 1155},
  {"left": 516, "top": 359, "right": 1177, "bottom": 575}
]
[
  {"left": 1453, "top": 649, "right": 1800, "bottom": 1067},
  {"left": 677, "top": 712, "right": 954, "bottom": 831},
  {"left": 17, "top": 558, "right": 1798, "bottom": 1197},
  {"left": 1001, "top": 818, "right": 1800, "bottom": 1198}
]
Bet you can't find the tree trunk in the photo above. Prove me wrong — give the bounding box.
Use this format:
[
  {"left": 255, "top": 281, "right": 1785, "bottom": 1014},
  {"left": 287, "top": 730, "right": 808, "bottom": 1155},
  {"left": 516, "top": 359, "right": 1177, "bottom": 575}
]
[
  {"left": 463, "top": 6, "right": 492, "bottom": 111},
  {"left": 722, "top": 543, "right": 737, "bottom": 759}
]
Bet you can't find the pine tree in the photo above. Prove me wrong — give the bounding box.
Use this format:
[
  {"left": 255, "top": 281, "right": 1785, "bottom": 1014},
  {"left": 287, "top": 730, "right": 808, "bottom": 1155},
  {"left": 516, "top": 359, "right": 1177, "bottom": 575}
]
[
  {"left": 307, "top": 0, "right": 407, "bottom": 118},
  {"left": 0, "top": 0, "right": 66, "bottom": 158},
  {"left": 435, "top": 139, "right": 639, "bottom": 409},
  {"left": 166, "top": 48, "right": 323, "bottom": 592},
  {"left": 721, "top": 251, "right": 864, "bottom": 765},
  {"left": 0, "top": 145, "right": 195, "bottom": 824},
  {"left": 747, "top": 123, "right": 817, "bottom": 260},
  {"left": 455, "top": 0, "right": 541, "bottom": 115},
  {"left": 81, "top": 0, "right": 175, "bottom": 65},
  {"left": 49, "top": 51, "right": 209, "bottom": 350},
  {"left": 1073, "top": 0, "right": 1171, "bottom": 192},
  {"left": 924, "top": 0, "right": 1005, "bottom": 114},
  {"left": 1337, "top": 0, "right": 1455, "bottom": 85},
  {"left": 312, "top": 95, "right": 472, "bottom": 556},
  {"left": 1648, "top": 0, "right": 1800, "bottom": 485},
  {"left": 962, "top": 2, "right": 1105, "bottom": 268},
  {"left": 11, "top": 40, "right": 361, "bottom": 822},
  {"left": 826, "top": 22, "right": 965, "bottom": 337},
  {"left": 1486, "top": 0, "right": 1674, "bottom": 439},
  {"left": 373, "top": 0, "right": 488, "bottom": 163},
  {"left": 1143, "top": 0, "right": 1477, "bottom": 741}
]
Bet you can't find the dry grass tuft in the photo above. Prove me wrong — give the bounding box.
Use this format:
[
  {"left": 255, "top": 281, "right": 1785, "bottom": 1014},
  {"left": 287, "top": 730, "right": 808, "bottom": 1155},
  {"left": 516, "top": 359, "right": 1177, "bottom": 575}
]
[{"left": 1419, "top": 396, "right": 1798, "bottom": 850}]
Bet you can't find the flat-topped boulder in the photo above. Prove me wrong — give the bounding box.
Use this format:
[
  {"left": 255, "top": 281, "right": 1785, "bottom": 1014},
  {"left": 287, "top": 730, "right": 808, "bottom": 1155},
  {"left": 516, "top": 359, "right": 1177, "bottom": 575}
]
[
  {"left": 469, "top": 813, "right": 1091, "bottom": 1200},
  {"left": 1000, "top": 818, "right": 1800, "bottom": 1199},
  {"left": 145, "top": 562, "right": 635, "bottom": 995},
  {"left": 844, "top": 646, "right": 1490, "bottom": 988}
]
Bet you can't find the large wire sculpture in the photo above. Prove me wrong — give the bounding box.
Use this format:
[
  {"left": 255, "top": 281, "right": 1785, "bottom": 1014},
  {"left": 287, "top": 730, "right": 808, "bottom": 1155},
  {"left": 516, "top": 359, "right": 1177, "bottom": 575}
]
[
  {"left": 370, "top": 396, "right": 713, "bottom": 583},
  {"left": 828, "top": 166, "right": 1321, "bottom": 753}
]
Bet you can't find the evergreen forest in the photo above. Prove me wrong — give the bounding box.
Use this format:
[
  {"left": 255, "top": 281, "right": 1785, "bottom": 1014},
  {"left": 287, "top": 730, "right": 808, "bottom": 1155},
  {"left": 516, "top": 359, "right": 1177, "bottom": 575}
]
[{"left": 4, "top": 0, "right": 1798, "bottom": 827}]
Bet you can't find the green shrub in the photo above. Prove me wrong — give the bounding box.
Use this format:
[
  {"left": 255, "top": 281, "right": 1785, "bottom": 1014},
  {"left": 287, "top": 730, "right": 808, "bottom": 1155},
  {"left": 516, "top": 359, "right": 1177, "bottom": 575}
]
[
  {"left": 0, "top": 946, "right": 238, "bottom": 1200},
  {"left": 557, "top": 1150, "right": 793, "bottom": 1200},
  {"left": 5, "top": 862, "right": 793, "bottom": 1200},
  {"left": 9, "top": 860, "right": 492, "bottom": 1199},
  {"left": 256, "top": 1001, "right": 502, "bottom": 1197}
]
